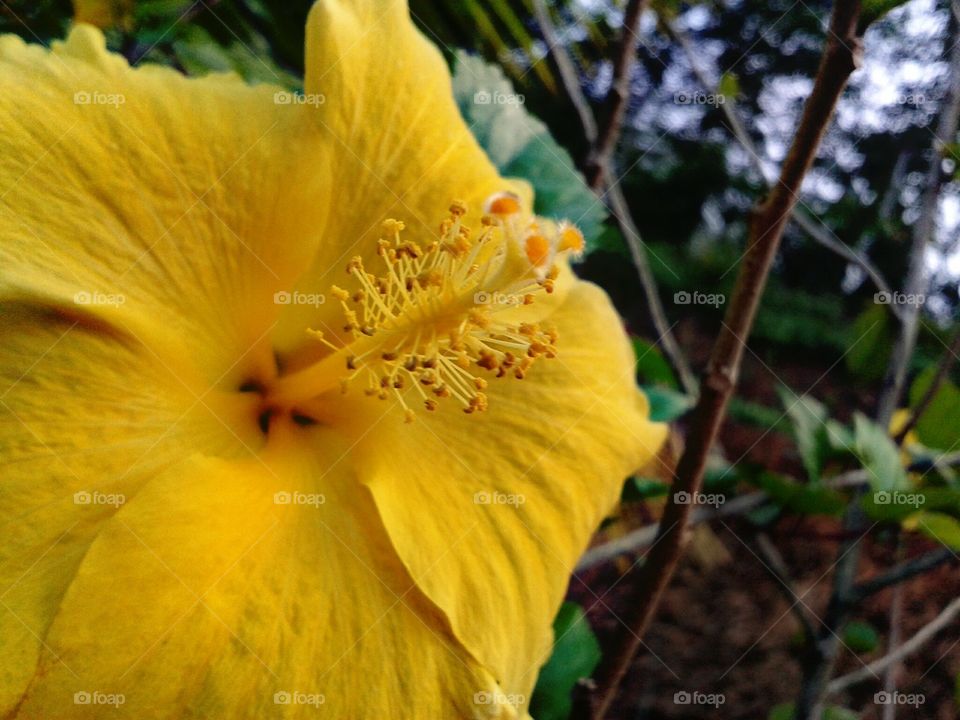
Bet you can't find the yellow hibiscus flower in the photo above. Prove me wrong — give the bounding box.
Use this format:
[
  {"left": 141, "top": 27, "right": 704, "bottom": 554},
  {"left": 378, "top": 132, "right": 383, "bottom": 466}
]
[{"left": 0, "top": 2, "right": 666, "bottom": 718}]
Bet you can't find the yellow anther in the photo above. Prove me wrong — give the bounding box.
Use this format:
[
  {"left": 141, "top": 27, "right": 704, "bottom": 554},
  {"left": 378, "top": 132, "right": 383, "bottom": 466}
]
[
  {"left": 525, "top": 233, "right": 551, "bottom": 267},
  {"left": 558, "top": 224, "right": 585, "bottom": 255},
  {"left": 484, "top": 191, "right": 522, "bottom": 216}
]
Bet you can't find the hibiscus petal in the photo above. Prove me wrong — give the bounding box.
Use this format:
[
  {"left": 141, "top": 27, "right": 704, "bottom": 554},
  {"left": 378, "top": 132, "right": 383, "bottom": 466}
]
[
  {"left": 351, "top": 280, "right": 668, "bottom": 703},
  {"left": 0, "top": 306, "right": 261, "bottom": 715},
  {"left": 0, "top": 26, "right": 328, "bottom": 386},
  {"left": 9, "top": 439, "right": 520, "bottom": 719},
  {"left": 272, "top": 0, "right": 533, "bottom": 363}
]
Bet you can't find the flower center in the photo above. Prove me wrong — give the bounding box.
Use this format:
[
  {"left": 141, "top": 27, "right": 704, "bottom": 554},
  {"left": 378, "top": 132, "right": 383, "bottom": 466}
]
[{"left": 266, "top": 195, "right": 583, "bottom": 423}]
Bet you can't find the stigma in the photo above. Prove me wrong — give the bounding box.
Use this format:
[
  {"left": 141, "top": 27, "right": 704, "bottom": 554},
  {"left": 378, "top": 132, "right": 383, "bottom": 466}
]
[{"left": 267, "top": 194, "right": 584, "bottom": 421}]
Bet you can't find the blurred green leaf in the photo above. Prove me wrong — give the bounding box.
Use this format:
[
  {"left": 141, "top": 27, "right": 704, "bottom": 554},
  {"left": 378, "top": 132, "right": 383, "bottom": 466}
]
[
  {"left": 622, "top": 476, "right": 670, "bottom": 502},
  {"left": 908, "top": 367, "right": 960, "bottom": 452},
  {"left": 751, "top": 472, "right": 846, "bottom": 517},
  {"left": 452, "top": 52, "right": 608, "bottom": 248},
  {"left": 862, "top": 0, "right": 913, "bottom": 27},
  {"left": 632, "top": 337, "right": 678, "bottom": 388},
  {"left": 846, "top": 304, "right": 893, "bottom": 382},
  {"left": 843, "top": 621, "right": 880, "bottom": 653},
  {"left": 529, "top": 602, "right": 601, "bottom": 720},
  {"left": 641, "top": 385, "right": 693, "bottom": 422},
  {"left": 908, "top": 511, "right": 960, "bottom": 550},
  {"left": 718, "top": 71, "right": 740, "bottom": 103},
  {"left": 853, "top": 412, "right": 908, "bottom": 493},
  {"left": 779, "top": 387, "right": 830, "bottom": 482}
]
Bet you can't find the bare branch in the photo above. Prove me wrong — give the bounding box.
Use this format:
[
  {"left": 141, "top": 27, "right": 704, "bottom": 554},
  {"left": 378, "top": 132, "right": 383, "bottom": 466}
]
[
  {"left": 532, "top": 0, "right": 697, "bottom": 395},
  {"left": 583, "top": 0, "right": 648, "bottom": 190},
  {"left": 877, "top": 11, "right": 960, "bottom": 424},
  {"left": 828, "top": 596, "right": 960, "bottom": 694},
  {"left": 529, "top": 0, "right": 598, "bottom": 143},
  {"left": 666, "top": 19, "right": 899, "bottom": 309},
  {"left": 852, "top": 547, "right": 957, "bottom": 601},
  {"left": 756, "top": 533, "right": 819, "bottom": 644},
  {"left": 579, "top": 4, "right": 864, "bottom": 717},
  {"left": 603, "top": 177, "right": 699, "bottom": 395}
]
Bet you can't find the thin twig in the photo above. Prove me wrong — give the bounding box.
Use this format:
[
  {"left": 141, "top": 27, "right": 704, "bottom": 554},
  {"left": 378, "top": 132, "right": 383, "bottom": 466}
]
[
  {"left": 851, "top": 547, "right": 957, "bottom": 601},
  {"left": 529, "top": 0, "right": 598, "bottom": 143},
  {"left": 583, "top": 0, "right": 648, "bottom": 190},
  {"left": 532, "top": 0, "right": 698, "bottom": 395},
  {"left": 579, "top": 4, "right": 864, "bottom": 717},
  {"left": 892, "top": 327, "right": 960, "bottom": 444},
  {"left": 877, "top": 6, "right": 960, "bottom": 424},
  {"left": 756, "top": 533, "right": 819, "bottom": 644},
  {"left": 604, "top": 177, "right": 700, "bottom": 395},
  {"left": 665, "top": 19, "right": 899, "bottom": 310},
  {"left": 881, "top": 539, "right": 904, "bottom": 720},
  {"left": 827, "top": 596, "right": 960, "bottom": 694},
  {"left": 576, "top": 468, "right": 871, "bottom": 571}
]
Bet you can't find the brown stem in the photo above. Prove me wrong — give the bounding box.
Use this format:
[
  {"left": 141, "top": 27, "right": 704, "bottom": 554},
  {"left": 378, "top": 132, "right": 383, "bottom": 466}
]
[
  {"left": 583, "top": 0, "right": 648, "bottom": 190},
  {"left": 579, "top": 4, "right": 863, "bottom": 718},
  {"left": 665, "top": 19, "right": 899, "bottom": 309}
]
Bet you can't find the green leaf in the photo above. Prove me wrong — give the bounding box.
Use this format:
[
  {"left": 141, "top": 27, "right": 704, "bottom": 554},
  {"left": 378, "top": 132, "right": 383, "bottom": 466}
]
[
  {"left": 632, "top": 337, "right": 678, "bottom": 388},
  {"left": 844, "top": 621, "right": 879, "bottom": 653},
  {"left": 862, "top": 0, "right": 912, "bottom": 27},
  {"left": 778, "top": 387, "right": 830, "bottom": 482},
  {"left": 908, "top": 367, "right": 960, "bottom": 452},
  {"left": 452, "top": 52, "right": 607, "bottom": 249},
  {"left": 853, "top": 412, "right": 908, "bottom": 493},
  {"left": 908, "top": 511, "right": 960, "bottom": 550},
  {"left": 621, "top": 476, "right": 669, "bottom": 502},
  {"left": 718, "top": 71, "right": 740, "bottom": 103},
  {"left": 530, "top": 602, "right": 602, "bottom": 720},
  {"left": 846, "top": 304, "right": 893, "bottom": 382},
  {"left": 641, "top": 385, "right": 693, "bottom": 422},
  {"left": 752, "top": 472, "right": 846, "bottom": 517}
]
